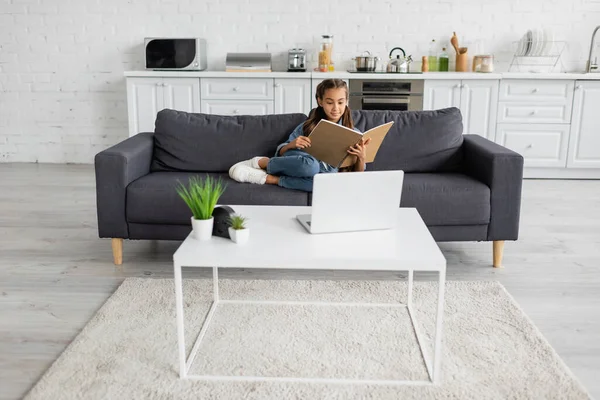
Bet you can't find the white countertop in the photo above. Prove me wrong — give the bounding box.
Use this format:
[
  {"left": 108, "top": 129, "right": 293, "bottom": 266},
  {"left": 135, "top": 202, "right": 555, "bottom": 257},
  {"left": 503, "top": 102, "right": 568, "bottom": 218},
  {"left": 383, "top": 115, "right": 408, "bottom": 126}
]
[{"left": 124, "top": 70, "right": 600, "bottom": 80}]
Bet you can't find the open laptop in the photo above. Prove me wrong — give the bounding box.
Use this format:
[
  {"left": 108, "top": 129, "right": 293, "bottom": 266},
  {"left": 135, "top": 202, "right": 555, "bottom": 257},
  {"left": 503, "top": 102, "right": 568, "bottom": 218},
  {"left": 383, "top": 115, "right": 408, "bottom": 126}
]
[{"left": 296, "top": 170, "right": 404, "bottom": 234}]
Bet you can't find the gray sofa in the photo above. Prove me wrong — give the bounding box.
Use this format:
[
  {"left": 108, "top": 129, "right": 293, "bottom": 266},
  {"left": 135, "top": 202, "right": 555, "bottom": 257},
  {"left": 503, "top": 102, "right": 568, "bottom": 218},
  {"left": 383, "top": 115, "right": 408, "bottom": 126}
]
[{"left": 95, "top": 107, "right": 524, "bottom": 267}]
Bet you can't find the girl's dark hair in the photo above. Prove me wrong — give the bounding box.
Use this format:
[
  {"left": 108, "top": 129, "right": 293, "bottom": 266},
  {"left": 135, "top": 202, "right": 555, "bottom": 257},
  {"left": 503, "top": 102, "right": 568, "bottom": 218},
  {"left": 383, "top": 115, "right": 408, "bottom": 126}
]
[{"left": 302, "top": 79, "right": 354, "bottom": 136}]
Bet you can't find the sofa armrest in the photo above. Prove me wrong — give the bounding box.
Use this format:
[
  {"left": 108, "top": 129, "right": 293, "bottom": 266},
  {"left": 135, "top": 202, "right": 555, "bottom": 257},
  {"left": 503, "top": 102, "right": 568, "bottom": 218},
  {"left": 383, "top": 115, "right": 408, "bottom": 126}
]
[
  {"left": 462, "top": 134, "right": 524, "bottom": 241},
  {"left": 94, "top": 132, "right": 154, "bottom": 238}
]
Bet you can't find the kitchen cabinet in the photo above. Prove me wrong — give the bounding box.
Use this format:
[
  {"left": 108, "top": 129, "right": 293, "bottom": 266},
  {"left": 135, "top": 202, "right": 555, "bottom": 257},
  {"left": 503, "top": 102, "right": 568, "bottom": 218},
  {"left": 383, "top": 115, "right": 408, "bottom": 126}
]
[
  {"left": 498, "top": 80, "right": 574, "bottom": 103},
  {"left": 200, "top": 100, "right": 273, "bottom": 116},
  {"left": 496, "top": 123, "right": 570, "bottom": 168},
  {"left": 423, "top": 79, "right": 461, "bottom": 110},
  {"left": 423, "top": 79, "right": 498, "bottom": 140},
  {"left": 460, "top": 80, "right": 499, "bottom": 141},
  {"left": 311, "top": 78, "right": 349, "bottom": 110},
  {"left": 126, "top": 77, "right": 200, "bottom": 137},
  {"left": 497, "top": 79, "right": 574, "bottom": 168},
  {"left": 200, "top": 77, "right": 275, "bottom": 116},
  {"left": 274, "top": 78, "right": 311, "bottom": 115},
  {"left": 122, "top": 71, "right": 600, "bottom": 179},
  {"left": 497, "top": 79, "right": 574, "bottom": 124},
  {"left": 567, "top": 81, "right": 600, "bottom": 168},
  {"left": 201, "top": 78, "right": 273, "bottom": 100}
]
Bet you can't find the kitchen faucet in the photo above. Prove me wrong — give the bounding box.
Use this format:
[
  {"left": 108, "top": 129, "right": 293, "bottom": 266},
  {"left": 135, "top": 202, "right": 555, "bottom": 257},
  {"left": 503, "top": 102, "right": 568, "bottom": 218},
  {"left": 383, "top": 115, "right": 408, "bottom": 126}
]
[{"left": 586, "top": 25, "right": 600, "bottom": 73}]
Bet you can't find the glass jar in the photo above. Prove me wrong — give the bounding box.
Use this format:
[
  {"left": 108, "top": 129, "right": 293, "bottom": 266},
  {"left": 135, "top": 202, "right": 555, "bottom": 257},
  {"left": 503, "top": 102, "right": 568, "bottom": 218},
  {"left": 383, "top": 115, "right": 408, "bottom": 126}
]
[
  {"left": 473, "top": 55, "right": 494, "bottom": 73},
  {"left": 319, "top": 35, "right": 333, "bottom": 72}
]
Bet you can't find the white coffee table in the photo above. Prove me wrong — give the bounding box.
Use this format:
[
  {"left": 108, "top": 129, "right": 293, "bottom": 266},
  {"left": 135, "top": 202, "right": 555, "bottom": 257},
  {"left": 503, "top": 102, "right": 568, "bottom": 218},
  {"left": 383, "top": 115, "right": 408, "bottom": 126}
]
[{"left": 173, "top": 205, "right": 446, "bottom": 385}]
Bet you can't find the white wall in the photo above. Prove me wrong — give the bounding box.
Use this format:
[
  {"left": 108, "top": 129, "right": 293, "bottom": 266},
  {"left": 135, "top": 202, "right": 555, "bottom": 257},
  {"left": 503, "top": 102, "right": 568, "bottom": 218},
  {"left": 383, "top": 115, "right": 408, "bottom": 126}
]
[{"left": 1, "top": 0, "right": 599, "bottom": 163}]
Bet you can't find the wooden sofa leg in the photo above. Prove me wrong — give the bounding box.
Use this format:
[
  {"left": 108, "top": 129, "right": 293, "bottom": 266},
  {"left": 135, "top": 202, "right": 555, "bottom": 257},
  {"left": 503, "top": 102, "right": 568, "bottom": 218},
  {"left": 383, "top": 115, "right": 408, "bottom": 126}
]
[
  {"left": 493, "top": 240, "right": 504, "bottom": 268},
  {"left": 112, "top": 238, "right": 123, "bottom": 265}
]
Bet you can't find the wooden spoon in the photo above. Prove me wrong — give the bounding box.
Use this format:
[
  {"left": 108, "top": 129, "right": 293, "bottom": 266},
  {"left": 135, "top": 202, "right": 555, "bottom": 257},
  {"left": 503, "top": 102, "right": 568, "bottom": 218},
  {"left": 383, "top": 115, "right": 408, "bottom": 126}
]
[{"left": 451, "top": 32, "right": 460, "bottom": 54}]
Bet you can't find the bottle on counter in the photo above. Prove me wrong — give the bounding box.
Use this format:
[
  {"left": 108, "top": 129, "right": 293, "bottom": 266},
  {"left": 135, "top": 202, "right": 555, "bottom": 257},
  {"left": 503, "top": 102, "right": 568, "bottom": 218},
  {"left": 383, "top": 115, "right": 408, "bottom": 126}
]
[
  {"left": 428, "top": 39, "right": 438, "bottom": 72},
  {"left": 439, "top": 47, "right": 449, "bottom": 72}
]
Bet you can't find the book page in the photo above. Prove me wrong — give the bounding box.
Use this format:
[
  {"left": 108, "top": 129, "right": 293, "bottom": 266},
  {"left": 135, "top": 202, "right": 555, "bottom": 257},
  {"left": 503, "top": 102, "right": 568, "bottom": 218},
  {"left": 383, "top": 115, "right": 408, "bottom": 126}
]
[
  {"left": 363, "top": 121, "right": 394, "bottom": 163},
  {"left": 303, "top": 120, "right": 362, "bottom": 167}
]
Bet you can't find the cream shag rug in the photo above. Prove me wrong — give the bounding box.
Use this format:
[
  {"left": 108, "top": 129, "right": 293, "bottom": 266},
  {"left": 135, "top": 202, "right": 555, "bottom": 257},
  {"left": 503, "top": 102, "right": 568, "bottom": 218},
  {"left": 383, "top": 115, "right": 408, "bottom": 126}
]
[{"left": 24, "top": 279, "right": 590, "bottom": 399}]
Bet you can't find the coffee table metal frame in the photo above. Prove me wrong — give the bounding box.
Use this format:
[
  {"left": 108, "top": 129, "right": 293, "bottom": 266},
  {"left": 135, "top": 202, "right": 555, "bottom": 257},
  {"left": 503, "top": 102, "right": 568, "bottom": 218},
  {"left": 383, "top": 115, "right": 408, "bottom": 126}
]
[{"left": 173, "top": 206, "right": 445, "bottom": 386}]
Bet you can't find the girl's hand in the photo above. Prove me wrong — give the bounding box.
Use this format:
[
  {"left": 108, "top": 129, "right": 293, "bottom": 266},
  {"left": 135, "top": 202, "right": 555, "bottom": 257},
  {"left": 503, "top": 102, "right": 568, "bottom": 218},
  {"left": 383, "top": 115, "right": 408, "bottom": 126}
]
[
  {"left": 347, "top": 137, "right": 371, "bottom": 163},
  {"left": 290, "top": 136, "right": 311, "bottom": 149}
]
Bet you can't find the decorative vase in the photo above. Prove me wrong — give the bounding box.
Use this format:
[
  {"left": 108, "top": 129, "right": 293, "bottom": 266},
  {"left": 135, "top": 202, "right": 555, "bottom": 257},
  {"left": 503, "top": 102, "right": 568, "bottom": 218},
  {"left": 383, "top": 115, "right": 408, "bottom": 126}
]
[
  {"left": 228, "top": 227, "right": 249, "bottom": 244},
  {"left": 191, "top": 217, "right": 214, "bottom": 241}
]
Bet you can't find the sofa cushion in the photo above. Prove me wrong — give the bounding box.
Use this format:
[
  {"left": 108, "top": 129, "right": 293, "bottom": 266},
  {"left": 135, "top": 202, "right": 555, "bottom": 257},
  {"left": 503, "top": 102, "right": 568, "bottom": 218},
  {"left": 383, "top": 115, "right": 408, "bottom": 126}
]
[
  {"left": 151, "top": 109, "right": 307, "bottom": 173},
  {"left": 352, "top": 108, "right": 464, "bottom": 173},
  {"left": 400, "top": 173, "right": 491, "bottom": 225},
  {"left": 126, "top": 172, "right": 309, "bottom": 225}
]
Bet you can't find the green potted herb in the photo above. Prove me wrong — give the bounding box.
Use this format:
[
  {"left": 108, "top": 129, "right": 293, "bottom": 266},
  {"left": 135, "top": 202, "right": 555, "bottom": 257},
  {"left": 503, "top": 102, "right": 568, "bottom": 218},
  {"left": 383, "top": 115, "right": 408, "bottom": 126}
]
[
  {"left": 175, "top": 175, "right": 227, "bottom": 241},
  {"left": 228, "top": 214, "right": 249, "bottom": 244}
]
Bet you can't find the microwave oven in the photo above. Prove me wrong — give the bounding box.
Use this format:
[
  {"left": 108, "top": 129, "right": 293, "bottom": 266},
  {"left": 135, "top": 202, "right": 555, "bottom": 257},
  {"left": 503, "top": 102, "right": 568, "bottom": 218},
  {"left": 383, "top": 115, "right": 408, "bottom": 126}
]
[{"left": 144, "top": 38, "right": 207, "bottom": 70}]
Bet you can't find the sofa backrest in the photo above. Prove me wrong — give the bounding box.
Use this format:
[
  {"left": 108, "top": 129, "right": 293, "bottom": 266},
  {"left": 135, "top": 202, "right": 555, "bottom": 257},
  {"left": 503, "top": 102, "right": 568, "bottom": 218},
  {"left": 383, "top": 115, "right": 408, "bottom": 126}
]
[
  {"left": 352, "top": 107, "right": 464, "bottom": 172},
  {"left": 151, "top": 109, "right": 307, "bottom": 172}
]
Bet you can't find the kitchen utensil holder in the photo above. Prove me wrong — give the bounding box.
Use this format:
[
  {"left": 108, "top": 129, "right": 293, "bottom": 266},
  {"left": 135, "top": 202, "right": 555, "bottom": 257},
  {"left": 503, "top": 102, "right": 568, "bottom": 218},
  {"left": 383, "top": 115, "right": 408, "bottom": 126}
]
[
  {"left": 508, "top": 41, "right": 566, "bottom": 73},
  {"left": 456, "top": 52, "right": 469, "bottom": 72}
]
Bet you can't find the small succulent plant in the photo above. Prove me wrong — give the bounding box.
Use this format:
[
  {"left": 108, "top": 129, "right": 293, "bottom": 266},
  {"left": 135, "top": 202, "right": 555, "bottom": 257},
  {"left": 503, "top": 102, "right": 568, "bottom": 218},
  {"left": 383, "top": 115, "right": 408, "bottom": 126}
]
[{"left": 228, "top": 214, "right": 248, "bottom": 230}]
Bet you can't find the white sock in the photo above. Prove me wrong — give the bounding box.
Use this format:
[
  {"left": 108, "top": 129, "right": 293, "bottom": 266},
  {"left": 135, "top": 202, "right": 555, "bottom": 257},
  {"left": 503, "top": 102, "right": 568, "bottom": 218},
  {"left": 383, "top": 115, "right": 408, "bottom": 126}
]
[
  {"left": 251, "top": 156, "right": 266, "bottom": 169},
  {"left": 229, "top": 164, "right": 267, "bottom": 185}
]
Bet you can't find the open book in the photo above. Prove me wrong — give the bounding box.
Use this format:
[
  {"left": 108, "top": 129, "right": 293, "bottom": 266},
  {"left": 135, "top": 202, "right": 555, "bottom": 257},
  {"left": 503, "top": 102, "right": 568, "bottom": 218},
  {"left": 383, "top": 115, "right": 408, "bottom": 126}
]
[{"left": 302, "top": 119, "right": 394, "bottom": 168}]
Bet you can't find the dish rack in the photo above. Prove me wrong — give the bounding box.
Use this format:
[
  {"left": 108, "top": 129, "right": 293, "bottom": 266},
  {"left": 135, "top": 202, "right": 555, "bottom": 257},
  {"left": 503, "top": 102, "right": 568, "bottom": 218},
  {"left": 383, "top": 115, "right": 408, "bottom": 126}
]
[{"left": 508, "top": 40, "right": 566, "bottom": 73}]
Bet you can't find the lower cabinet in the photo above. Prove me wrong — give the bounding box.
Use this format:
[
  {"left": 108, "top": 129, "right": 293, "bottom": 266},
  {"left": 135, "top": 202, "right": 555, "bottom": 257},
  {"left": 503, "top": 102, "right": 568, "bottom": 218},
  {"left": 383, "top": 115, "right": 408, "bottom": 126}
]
[
  {"left": 274, "top": 78, "right": 311, "bottom": 115},
  {"left": 423, "top": 79, "right": 498, "bottom": 140},
  {"left": 126, "top": 77, "right": 312, "bottom": 136},
  {"left": 126, "top": 77, "right": 200, "bottom": 137},
  {"left": 123, "top": 75, "right": 600, "bottom": 178},
  {"left": 495, "top": 124, "right": 570, "bottom": 168},
  {"left": 200, "top": 99, "right": 274, "bottom": 116},
  {"left": 567, "top": 81, "right": 600, "bottom": 168}
]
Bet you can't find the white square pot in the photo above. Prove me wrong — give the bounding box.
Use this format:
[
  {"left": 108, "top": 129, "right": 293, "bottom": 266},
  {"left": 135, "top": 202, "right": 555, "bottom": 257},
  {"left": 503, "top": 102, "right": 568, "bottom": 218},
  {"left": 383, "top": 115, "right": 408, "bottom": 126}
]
[{"left": 228, "top": 227, "right": 249, "bottom": 244}]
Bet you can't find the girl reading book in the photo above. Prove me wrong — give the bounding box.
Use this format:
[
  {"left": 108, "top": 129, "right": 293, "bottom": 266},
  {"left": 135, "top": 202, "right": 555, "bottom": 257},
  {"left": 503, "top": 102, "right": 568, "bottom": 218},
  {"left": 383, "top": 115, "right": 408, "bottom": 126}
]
[{"left": 229, "top": 78, "right": 371, "bottom": 192}]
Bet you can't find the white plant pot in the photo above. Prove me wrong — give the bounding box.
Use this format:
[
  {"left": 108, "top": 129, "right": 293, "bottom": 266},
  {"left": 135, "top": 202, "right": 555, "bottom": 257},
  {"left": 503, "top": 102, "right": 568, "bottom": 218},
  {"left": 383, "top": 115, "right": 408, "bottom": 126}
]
[
  {"left": 228, "top": 227, "right": 249, "bottom": 244},
  {"left": 191, "top": 217, "right": 214, "bottom": 241}
]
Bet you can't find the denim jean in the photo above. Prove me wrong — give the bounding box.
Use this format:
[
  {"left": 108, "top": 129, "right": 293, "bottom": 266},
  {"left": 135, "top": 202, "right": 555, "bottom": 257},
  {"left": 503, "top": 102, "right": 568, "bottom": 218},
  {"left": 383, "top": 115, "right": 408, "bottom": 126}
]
[{"left": 266, "top": 150, "right": 336, "bottom": 192}]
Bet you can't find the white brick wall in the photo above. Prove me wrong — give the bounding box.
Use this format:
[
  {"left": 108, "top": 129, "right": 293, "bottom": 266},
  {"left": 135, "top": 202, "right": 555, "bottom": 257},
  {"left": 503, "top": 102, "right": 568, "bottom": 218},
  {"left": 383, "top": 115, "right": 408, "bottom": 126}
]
[{"left": 1, "top": 0, "right": 599, "bottom": 163}]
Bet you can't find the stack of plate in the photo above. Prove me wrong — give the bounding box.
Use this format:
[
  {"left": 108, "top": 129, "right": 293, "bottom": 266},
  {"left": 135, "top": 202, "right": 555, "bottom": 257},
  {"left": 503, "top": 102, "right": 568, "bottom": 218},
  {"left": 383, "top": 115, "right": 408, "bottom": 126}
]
[{"left": 516, "top": 28, "right": 554, "bottom": 56}]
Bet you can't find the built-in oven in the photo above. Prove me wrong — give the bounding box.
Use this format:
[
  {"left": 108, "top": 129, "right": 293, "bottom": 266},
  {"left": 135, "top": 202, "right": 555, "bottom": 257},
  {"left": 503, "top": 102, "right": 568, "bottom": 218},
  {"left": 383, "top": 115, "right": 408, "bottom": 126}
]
[{"left": 349, "top": 79, "right": 424, "bottom": 111}]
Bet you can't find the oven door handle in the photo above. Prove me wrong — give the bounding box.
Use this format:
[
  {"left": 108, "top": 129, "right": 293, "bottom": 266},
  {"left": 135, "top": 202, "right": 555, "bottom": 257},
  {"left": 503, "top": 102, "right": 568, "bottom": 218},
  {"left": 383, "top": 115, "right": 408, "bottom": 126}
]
[{"left": 362, "top": 97, "right": 410, "bottom": 104}]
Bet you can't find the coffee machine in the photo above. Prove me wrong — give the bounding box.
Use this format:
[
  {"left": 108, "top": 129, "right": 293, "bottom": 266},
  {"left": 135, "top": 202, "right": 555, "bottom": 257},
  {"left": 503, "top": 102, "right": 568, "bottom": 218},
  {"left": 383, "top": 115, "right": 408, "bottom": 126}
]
[{"left": 287, "top": 48, "right": 306, "bottom": 72}]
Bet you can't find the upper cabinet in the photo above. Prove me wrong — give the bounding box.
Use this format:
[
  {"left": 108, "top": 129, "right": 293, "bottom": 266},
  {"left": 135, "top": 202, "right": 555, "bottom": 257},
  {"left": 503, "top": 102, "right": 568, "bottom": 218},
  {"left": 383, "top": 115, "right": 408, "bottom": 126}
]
[
  {"left": 567, "top": 81, "right": 600, "bottom": 168},
  {"left": 274, "top": 78, "right": 311, "bottom": 115},
  {"left": 126, "top": 77, "right": 200, "bottom": 137},
  {"left": 424, "top": 79, "right": 498, "bottom": 140}
]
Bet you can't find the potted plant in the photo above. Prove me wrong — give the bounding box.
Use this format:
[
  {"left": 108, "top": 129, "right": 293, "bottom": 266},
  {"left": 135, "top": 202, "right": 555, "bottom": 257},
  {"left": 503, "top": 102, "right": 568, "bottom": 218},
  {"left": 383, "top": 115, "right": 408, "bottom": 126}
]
[
  {"left": 228, "top": 214, "right": 249, "bottom": 244},
  {"left": 175, "top": 175, "right": 226, "bottom": 241}
]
